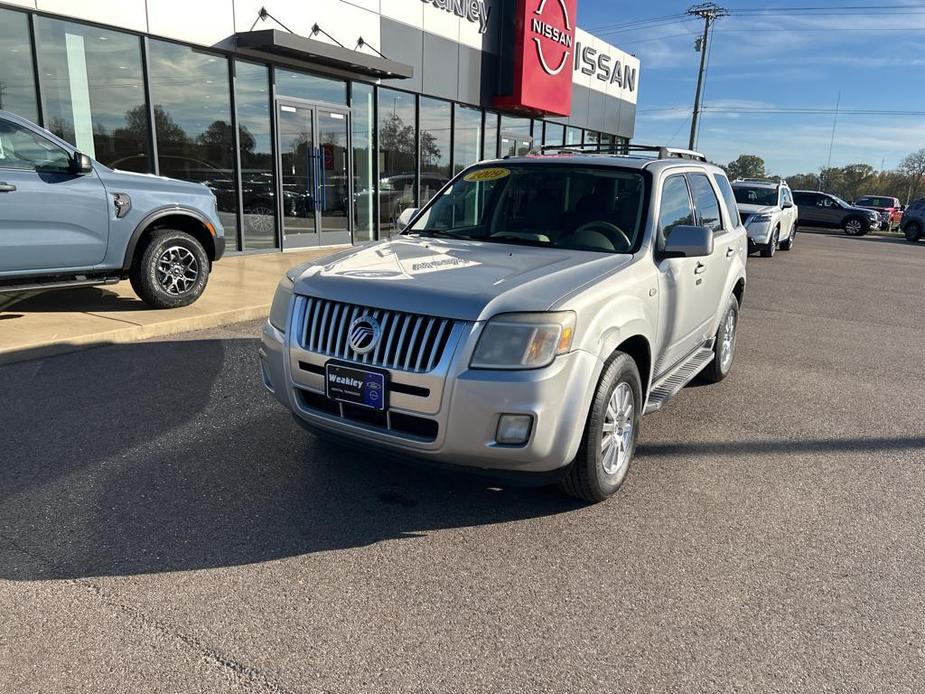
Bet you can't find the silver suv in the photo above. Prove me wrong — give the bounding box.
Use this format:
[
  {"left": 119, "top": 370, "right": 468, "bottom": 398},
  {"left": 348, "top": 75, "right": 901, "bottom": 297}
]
[
  {"left": 261, "top": 146, "right": 747, "bottom": 502},
  {"left": 732, "top": 178, "right": 798, "bottom": 257}
]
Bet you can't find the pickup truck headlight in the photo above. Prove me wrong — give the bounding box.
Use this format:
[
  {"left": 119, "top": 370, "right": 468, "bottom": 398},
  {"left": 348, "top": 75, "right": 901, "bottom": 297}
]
[
  {"left": 748, "top": 213, "right": 773, "bottom": 223},
  {"left": 471, "top": 311, "right": 576, "bottom": 370},
  {"left": 268, "top": 275, "right": 294, "bottom": 332}
]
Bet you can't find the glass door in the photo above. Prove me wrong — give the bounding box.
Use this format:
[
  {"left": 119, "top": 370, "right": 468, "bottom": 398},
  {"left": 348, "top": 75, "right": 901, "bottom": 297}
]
[
  {"left": 500, "top": 131, "right": 533, "bottom": 157},
  {"left": 276, "top": 100, "right": 352, "bottom": 248}
]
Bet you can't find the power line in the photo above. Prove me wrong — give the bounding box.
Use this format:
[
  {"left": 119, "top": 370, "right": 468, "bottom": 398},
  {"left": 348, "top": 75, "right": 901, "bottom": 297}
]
[{"left": 687, "top": 3, "right": 727, "bottom": 150}]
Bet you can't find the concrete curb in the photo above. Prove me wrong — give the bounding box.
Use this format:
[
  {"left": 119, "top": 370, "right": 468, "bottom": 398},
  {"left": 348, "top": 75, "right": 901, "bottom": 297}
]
[{"left": 0, "top": 303, "right": 270, "bottom": 367}]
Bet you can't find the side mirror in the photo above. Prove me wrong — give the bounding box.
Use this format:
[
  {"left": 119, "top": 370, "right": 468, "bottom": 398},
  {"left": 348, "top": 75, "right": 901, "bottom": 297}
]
[
  {"left": 71, "top": 152, "right": 92, "bottom": 175},
  {"left": 782, "top": 200, "right": 794, "bottom": 209},
  {"left": 661, "top": 225, "right": 714, "bottom": 258},
  {"left": 396, "top": 207, "right": 418, "bottom": 231}
]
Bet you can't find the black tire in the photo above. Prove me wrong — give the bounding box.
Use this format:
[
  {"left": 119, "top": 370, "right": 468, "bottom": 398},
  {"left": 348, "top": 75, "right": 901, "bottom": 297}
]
[
  {"left": 904, "top": 222, "right": 922, "bottom": 243},
  {"left": 843, "top": 216, "right": 868, "bottom": 236},
  {"left": 129, "top": 228, "right": 210, "bottom": 308},
  {"left": 780, "top": 225, "right": 795, "bottom": 250},
  {"left": 759, "top": 227, "right": 779, "bottom": 257},
  {"left": 700, "top": 295, "right": 739, "bottom": 384},
  {"left": 558, "top": 352, "right": 642, "bottom": 503}
]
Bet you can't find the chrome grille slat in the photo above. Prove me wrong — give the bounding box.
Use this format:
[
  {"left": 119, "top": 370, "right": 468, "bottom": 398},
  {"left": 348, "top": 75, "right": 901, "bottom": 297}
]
[{"left": 299, "top": 298, "right": 454, "bottom": 374}]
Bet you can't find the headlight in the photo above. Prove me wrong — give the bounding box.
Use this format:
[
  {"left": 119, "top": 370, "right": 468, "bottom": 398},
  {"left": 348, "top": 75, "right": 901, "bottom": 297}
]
[
  {"left": 470, "top": 311, "right": 576, "bottom": 370},
  {"left": 268, "top": 275, "right": 294, "bottom": 332},
  {"left": 749, "top": 213, "right": 773, "bottom": 223}
]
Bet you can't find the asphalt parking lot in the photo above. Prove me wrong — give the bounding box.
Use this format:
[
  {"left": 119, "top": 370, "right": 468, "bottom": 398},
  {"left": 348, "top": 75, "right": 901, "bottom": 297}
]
[{"left": 1, "top": 230, "right": 923, "bottom": 693}]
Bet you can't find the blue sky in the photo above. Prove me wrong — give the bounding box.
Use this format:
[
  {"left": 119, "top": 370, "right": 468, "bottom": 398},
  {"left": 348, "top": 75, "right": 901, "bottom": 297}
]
[{"left": 576, "top": 1, "right": 925, "bottom": 175}]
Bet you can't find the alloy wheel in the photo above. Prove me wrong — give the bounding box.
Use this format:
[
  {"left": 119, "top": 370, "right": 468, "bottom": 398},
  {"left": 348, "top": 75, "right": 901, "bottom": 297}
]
[
  {"left": 155, "top": 245, "right": 199, "bottom": 295},
  {"left": 720, "top": 308, "right": 737, "bottom": 372},
  {"left": 601, "top": 382, "right": 634, "bottom": 476},
  {"left": 845, "top": 219, "right": 862, "bottom": 235}
]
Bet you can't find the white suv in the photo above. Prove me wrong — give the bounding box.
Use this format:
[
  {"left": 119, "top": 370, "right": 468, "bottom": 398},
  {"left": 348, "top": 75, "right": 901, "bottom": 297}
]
[
  {"left": 262, "top": 146, "right": 747, "bottom": 502},
  {"left": 732, "top": 178, "right": 797, "bottom": 257}
]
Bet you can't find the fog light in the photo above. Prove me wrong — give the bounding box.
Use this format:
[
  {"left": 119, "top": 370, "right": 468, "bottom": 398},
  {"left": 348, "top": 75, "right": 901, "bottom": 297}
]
[{"left": 496, "top": 414, "right": 533, "bottom": 445}]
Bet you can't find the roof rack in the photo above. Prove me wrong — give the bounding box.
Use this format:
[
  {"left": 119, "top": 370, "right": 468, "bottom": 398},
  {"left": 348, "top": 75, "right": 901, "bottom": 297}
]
[
  {"left": 625, "top": 144, "right": 707, "bottom": 161},
  {"left": 529, "top": 142, "right": 706, "bottom": 161},
  {"left": 733, "top": 177, "right": 787, "bottom": 185}
]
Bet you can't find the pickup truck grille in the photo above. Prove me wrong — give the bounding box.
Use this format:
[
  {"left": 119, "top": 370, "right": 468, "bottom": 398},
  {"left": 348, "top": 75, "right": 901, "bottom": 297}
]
[{"left": 301, "top": 297, "right": 453, "bottom": 373}]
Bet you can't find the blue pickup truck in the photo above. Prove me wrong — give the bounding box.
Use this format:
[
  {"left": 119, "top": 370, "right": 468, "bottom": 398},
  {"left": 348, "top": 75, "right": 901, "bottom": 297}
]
[{"left": 0, "top": 110, "right": 225, "bottom": 308}]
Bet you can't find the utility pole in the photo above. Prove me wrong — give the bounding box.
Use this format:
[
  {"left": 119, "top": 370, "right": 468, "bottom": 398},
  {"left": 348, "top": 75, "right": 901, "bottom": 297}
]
[{"left": 687, "top": 3, "right": 727, "bottom": 150}]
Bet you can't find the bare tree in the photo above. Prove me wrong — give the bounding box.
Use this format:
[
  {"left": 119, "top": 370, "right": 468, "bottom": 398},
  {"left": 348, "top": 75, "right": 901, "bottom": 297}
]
[{"left": 898, "top": 149, "right": 925, "bottom": 203}]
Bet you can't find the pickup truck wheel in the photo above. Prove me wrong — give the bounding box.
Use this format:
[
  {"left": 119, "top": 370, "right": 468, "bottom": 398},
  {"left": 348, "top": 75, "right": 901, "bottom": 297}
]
[
  {"left": 130, "top": 229, "right": 209, "bottom": 308},
  {"left": 759, "top": 228, "right": 778, "bottom": 257},
  {"left": 843, "top": 216, "right": 867, "bottom": 236},
  {"left": 700, "top": 295, "right": 739, "bottom": 384},
  {"left": 904, "top": 222, "right": 921, "bottom": 242},
  {"left": 558, "top": 352, "right": 641, "bottom": 503}
]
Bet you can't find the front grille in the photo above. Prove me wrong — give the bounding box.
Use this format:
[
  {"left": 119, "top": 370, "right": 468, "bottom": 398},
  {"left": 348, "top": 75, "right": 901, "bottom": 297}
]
[
  {"left": 301, "top": 297, "right": 453, "bottom": 373},
  {"left": 297, "top": 389, "right": 438, "bottom": 441}
]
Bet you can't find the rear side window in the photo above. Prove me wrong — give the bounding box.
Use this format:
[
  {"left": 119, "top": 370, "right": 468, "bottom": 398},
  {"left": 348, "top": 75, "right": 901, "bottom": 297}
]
[
  {"left": 793, "top": 192, "right": 813, "bottom": 205},
  {"left": 713, "top": 173, "right": 740, "bottom": 227},
  {"left": 658, "top": 175, "right": 695, "bottom": 240},
  {"left": 689, "top": 173, "right": 722, "bottom": 231}
]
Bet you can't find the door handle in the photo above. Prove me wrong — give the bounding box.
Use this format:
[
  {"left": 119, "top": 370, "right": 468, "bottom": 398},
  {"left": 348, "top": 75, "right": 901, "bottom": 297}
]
[
  {"left": 694, "top": 262, "right": 707, "bottom": 274},
  {"left": 726, "top": 247, "right": 735, "bottom": 258},
  {"left": 0, "top": 182, "right": 16, "bottom": 192}
]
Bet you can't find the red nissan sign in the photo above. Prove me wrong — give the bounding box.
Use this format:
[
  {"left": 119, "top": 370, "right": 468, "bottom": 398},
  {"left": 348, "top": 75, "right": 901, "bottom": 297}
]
[{"left": 495, "top": 0, "right": 578, "bottom": 117}]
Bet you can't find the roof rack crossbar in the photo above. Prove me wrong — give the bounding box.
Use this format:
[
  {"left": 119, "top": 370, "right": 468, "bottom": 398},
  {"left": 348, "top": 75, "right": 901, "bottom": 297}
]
[
  {"left": 625, "top": 144, "right": 707, "bottom": 162},
  {"left": 531, "top": 142, "right": 628, "bottom": 156}
]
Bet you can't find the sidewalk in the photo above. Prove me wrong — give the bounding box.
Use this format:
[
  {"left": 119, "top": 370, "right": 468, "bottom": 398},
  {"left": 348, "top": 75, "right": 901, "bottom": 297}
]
[{"left": 0, "top": 248, "right": 335, "bottom": 365}]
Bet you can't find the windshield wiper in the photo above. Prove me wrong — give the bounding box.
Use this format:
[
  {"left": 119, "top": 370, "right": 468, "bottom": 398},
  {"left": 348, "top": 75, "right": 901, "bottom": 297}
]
[
  {"left": 405, "top": 229, "right": 467, "bottom": 239},
  {"left": 481, "top": 235, "right": 552, "bottom": 248}
]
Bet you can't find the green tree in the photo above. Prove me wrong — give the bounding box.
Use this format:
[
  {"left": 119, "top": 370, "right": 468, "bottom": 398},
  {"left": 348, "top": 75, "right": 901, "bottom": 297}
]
[
  {"left": 726, "top": 154, "right": 766, "bottom": 180},
  {"left": 898, "top": 148, "right": 925, "bottom": 203},
  {"left": 840, "top": 163, "right": 875, "bottom": 203}
]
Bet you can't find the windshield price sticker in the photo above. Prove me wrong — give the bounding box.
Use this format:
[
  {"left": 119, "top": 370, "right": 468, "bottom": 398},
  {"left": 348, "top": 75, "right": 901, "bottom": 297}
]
[{"left": 464, "top": 168, "right": 511, "bottom": 182}]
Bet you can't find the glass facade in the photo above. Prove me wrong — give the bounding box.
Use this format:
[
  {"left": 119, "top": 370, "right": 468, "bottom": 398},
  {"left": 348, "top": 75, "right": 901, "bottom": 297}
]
[
  {"left": 452, "top": 104, "right": 482, "bottom": 174},
  {"left": 0, "top": 7, "right": 628, "bottom": 250},
  {"left": 36, "top": 18, "right": 149, "bottom": 172},
  {"left": 418, "top": 96, "right": 451, "bottom": 205},
  {"left": 0, "top": 9, "right": 39, "bottom": 122},
  {"left": 378, "top": 87, "right": 416, "bottom": 236},
  {"left": 235, "top": 60, "right": 275, "bottom": 250},
  {"left": 351, "top": 82, "right": 375, "bottom": 243}
]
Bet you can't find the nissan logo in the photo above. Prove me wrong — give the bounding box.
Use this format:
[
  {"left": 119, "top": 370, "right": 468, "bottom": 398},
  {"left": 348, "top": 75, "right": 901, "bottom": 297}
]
[
  {"left": 348, "top": 315, "right": 381, "bottom": 354},
  {"left": 531, "top": 0, "right": 573, "bottom": 76}
]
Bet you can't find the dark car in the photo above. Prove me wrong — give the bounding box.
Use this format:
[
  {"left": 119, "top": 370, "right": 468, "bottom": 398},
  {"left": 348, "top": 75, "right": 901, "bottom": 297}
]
[
  {"left": 900, "top": 198, "right": 924, "bottom": 243},
  {"left": 853, "top": 194, "right": 903, "bottom": 231},
  {"left": 792, "top": 190, "right": 881, "bottom": 236}
]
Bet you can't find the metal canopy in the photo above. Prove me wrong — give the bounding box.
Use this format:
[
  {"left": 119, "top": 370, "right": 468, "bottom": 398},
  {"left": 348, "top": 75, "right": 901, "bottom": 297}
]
[{"left": 234, "top": 29, "right": 413, "bottom": 80}]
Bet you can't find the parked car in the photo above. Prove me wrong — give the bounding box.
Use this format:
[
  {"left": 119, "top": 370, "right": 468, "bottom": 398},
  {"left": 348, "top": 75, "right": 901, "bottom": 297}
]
[
  {"left": 900, "top": 198, "right": 924, "bottom": 243},
  {"left": 853, "top": 194, "right": 904, "bottom": 231},
  {"left": 0, "top": 111, "right": 225, "bottom": 308},
  {"left": 731, "top": 177, "right": 797, "bottom": 256},
  {"left": 261, "top": 147, "right": 747, "bottom": 502},
  {"left": 791, "top": 190, "right": 881, "bottom": 236}
]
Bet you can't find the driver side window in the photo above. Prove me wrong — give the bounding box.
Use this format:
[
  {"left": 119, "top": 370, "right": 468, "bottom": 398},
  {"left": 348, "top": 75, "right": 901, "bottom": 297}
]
[
  {"left": 0, "top": 119, "right": 71, "bottom": 172},
  {"left": 658, "top": 175, "right": 695, "bottom": 241}
]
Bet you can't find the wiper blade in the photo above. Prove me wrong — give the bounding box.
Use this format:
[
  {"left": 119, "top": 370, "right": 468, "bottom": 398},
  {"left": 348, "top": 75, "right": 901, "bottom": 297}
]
[
  {"left": 481, "top": 235, "right": 551, "bottom": 248},
  {"left": 405, "top": 229, "right": 466, "bottom": 239}
]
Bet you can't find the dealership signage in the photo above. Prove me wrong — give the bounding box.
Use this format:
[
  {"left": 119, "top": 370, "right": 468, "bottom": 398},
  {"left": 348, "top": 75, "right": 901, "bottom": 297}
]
[
  {"left": 420, "top": 0, "right": 491, "bottom": 34},
  {"left": 495, "top": 0, "right": 577, "bottom": 116},
  {"left": 575, "top": 42, "right": 637, "bottom": 92}
]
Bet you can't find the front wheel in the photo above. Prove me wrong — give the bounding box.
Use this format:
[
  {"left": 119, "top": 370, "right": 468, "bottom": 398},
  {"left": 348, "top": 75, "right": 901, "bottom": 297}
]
[
  {"left": 760, "top": 227, "right": 779, "bottom": 257},
  {"left": 700, "top": 295, "right": 739, "bottom": 384},
  {"left": 558, "top": 352, "right": 642, "bottom": 503},
  {"left": 843, "top": 216, "right": 868, "bottom": 236},
  {"left": 130, "top": 229, "right": 210, "bottom": 308},
  {"left": 780, "top": 225, "right": 796, "bottom": 250},
  {"left": 904, "top": 222, "right": 922, "bottom": 243}
]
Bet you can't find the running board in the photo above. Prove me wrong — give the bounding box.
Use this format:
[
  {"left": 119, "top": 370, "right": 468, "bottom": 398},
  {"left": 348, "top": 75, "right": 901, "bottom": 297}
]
[{"left": 644, "top": 346, "right": 715, "bottom": 414}]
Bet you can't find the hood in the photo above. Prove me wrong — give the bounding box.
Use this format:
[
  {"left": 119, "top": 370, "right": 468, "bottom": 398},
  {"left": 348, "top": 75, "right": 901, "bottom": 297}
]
[
  {"left": 97, "top": 165, "right": 212, "bottom": 196},
  {"left": 290, "top": 236, "right": 633, "bottom": 321},
  {"left": 737, "top": 203, "right": 778, "bottom": 215},
  {"left": 854, "top": 203, "right": 891, "bottom": 211},
  {"left": 848, "top": 204, "right": 881, "bottom": 216}
]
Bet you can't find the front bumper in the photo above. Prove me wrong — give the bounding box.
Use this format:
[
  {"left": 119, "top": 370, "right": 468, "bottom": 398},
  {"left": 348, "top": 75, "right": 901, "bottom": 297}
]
[
  {"left": 213, "top": 235, "right": 226, "bottom": 261},
  {"left": 259, "top": 318, "right": 602, "bottom": 474},
  {"left": 746, "top": 221, "right": 774, "bottom": 245}
]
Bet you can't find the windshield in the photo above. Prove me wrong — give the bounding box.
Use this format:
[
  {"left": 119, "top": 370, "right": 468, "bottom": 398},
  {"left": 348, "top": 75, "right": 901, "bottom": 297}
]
[
  {"left": 733, "top": 185, "right": 778, "bottom": 207},
  {"left": 856, "top": 196, "right": 894, "bottom": 207},
  {"left": 405, "top": 164, "right": 647, "bottom": 253}
]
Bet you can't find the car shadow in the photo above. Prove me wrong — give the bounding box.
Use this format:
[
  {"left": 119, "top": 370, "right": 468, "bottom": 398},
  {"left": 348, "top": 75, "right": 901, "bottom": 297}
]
[
  {"left": 1, "top": 285, "right": 148, "bottom": 313},
  {"left": 0, "top": 335, "right": 583, "bottom": 581}
]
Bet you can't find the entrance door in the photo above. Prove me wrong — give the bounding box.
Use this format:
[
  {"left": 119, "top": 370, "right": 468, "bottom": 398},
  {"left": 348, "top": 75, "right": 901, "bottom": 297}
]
[
  {"left": 500, "top": 131, "right": 533, "bottom": 157},
  {"left": 276, "top": 101, "right": 352, "bottom": 248}
]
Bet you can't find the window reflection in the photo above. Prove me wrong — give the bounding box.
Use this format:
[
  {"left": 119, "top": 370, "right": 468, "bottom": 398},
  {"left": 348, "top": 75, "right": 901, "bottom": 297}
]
[
  {"left": 543, "top": 122, "right": 564, "bottom": 148},
  {"left": 0, "top": 9, "right": 39, "bottom": 122},
  {"left": 566, "top": 127, "right": 582, "bottom": 146},
  {"left": 377, "top": 88, "right": 416, "bottom": 237},
  {"left": 453, "top": 105, "right": 482, "bottom": 174},
  {"left": 236, "top": 61, "right": 275, "bottom": 250},
  {"left": 500, "top": 115, "right": 532, "bottom": 156},
  {"left": 275, "top": 70, "right": 346, "bottom": 105},
  {"left": 147, "top": 41, "right": 238, "bottom": 246},
  {"left": 483, "top": 112, "right": 499, "bottom": 159},
  {"left": 351, "top": 82, "right": 375, "bottom": 242},
  {"left": 419, "top": 97, "right": 450, "bottom": 205},
  {"left": 36, "top": 18, "right": 149, "bottom": 171}
]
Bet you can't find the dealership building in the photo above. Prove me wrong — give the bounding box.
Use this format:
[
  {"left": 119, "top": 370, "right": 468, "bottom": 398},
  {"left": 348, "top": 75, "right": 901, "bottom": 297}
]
[{"left": 0, "top": 0, "right": 640, "bottom": 252}]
